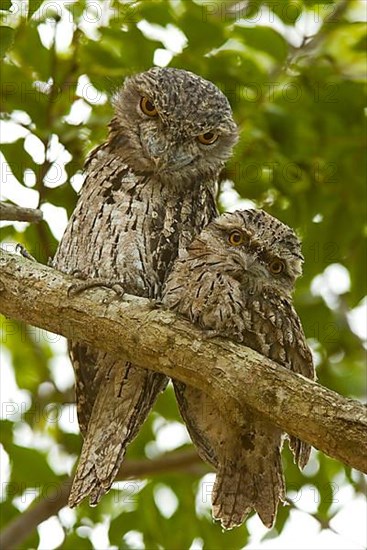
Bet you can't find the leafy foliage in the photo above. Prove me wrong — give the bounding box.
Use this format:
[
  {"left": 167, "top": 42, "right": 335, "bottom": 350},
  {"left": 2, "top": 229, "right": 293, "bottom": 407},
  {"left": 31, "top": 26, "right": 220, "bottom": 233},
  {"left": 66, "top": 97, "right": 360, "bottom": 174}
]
[{"left": 0, "top": 1, "right": 365, "bottom": 548}]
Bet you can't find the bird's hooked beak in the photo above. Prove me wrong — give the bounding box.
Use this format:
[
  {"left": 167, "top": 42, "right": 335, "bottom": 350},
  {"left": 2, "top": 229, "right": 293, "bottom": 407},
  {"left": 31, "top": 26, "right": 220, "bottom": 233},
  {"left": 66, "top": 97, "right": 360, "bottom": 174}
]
[
  {"left": 233, "top": 253, "right": 258, "bottom": 285},
  {"left": 147, "top": 140, "right": 170, "bottom": 173},
  {"left": 242, "top": 256, "right": 256, "bottom": 271},
  {"left": 152, "top": 156, "right": 167, "bottom": 171},
  {"left": 146, "top": 134, "right": 194, "bottom": 174}
]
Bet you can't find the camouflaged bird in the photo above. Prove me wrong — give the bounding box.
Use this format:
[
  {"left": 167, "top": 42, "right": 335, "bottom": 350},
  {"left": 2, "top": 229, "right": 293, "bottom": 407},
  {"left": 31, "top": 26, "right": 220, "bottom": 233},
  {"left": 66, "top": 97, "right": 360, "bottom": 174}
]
[
  {"left": 163, "top": 209, "right": 315, "bottom": 529},
  {"left": 52, "top": 67, "right": 238, "bottom": 507}
]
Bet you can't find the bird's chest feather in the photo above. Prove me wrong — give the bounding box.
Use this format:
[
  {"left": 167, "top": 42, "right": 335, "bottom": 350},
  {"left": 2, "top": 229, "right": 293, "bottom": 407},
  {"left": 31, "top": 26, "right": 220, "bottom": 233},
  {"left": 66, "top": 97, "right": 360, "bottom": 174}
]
[{"left": 54, "top": 156, "right": 215, "bottom": 298}]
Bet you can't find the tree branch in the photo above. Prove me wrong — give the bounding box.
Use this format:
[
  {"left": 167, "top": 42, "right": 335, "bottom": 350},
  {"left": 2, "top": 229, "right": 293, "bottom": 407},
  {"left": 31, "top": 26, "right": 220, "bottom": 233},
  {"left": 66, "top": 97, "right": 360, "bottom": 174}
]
[
  {"left": 0, "top": 249, "right": 366, "bottom": 475},
  {"left": 0, "top": 451, "right": 205, "bottom": 550},
  {"left": 0, "top": 202, "right": 43, "bottom": 223}
]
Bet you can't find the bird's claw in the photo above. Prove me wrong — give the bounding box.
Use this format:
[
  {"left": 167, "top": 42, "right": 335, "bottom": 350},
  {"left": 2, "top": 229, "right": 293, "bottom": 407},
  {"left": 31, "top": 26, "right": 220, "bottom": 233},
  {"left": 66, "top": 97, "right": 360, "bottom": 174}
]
[
  {"left": 200, "top": 329, "right": 221, "bottom": 340},
  {"left": 67, "top": 278, "right": 125, "bottom": 302}
]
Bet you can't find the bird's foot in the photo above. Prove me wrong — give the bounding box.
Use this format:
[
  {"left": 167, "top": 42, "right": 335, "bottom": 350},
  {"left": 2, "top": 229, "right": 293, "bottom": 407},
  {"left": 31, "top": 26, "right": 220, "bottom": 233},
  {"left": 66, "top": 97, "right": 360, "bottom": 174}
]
[
  {"left": 67, "top": 277, "right": 125, "bottom": 302},
  {"left": 200, "top": 329, "right": 222, "bottom": 340},
  {"left": 200, "top": 329, "right": 243, "bottom": 342}
]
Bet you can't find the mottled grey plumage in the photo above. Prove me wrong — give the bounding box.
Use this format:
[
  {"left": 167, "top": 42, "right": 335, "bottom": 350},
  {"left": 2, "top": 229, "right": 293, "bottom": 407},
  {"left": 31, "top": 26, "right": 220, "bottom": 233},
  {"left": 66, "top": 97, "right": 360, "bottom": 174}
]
[
  {"left": 52, "top": 67, "right": 238, "bottom": 507},
  {"left": 163, "top": 209, "right": 315, "bottom": 529}
]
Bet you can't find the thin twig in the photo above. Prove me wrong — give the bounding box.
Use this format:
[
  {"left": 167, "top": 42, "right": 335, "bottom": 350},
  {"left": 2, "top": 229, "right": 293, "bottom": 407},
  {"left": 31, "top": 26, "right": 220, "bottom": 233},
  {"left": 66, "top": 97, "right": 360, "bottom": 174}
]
[{"left": 0, "top": 202, "right": 43, "bottom": 223}]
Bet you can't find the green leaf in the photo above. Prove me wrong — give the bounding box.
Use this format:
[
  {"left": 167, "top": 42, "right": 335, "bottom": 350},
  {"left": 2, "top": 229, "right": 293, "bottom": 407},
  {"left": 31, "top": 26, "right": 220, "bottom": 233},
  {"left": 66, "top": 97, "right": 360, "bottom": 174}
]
[
  {"left": 234, "top": 26, "right": 288, "bottom": 63},
  {"left": 28, "top": 0, "right": 44, "bottom": 19},
  {"left": 10, "top": 445, "right": 60, "bottom": 488},
  {"left": 0, "top": 26, "right": 14, "bottom": 58},
  {"left": 0, "top": 420, "right": 13, "bottom": 450},
  {"left": 266, "top": 0, "right": 305, "bottom": 25},
  {"left": 178, "top": 1, "right": 225, "bottom": 52},
  {"left": 353, "top": 33, "right": 367, "bottom": 52},
  {"left": 60, "top": 532, "right": 92, "bottom": 550},
  {"left": 0, "top": 139, "right": 36, "bottom": 183},
  {"left": 0, "top": 501, "right": 20, "bottom": 530},
  {"left": 8, "top": 21, "right": 51, "bottom": 82},
  {"left": 0, "top": 1, "right": 12, "bottom": 11},
  {"left": 139, "top": 1, "right": 174, "bottom": 25},
  {"left": 0, "top": 0, "right": 12, "bottom": 11}
]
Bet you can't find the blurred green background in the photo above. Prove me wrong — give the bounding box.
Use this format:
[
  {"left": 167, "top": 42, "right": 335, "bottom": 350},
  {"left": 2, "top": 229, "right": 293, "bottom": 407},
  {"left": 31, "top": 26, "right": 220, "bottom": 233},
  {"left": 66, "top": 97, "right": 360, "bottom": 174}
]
[{"left": 0, "top": 1, "right": 366, "bottom": 548}]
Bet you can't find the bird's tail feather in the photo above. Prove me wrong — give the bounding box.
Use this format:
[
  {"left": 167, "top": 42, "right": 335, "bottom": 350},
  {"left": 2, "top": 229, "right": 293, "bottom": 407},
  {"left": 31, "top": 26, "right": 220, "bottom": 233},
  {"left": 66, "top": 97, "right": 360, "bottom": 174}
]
[
  {"left": 68, "top": 362, "right": 167, "bottom": 508},
  {"left": 212, "top": 442, "right": 285, "bottom": 529},
  {"left": 289, "top": 435, "right": 311, "bottom": 470}
]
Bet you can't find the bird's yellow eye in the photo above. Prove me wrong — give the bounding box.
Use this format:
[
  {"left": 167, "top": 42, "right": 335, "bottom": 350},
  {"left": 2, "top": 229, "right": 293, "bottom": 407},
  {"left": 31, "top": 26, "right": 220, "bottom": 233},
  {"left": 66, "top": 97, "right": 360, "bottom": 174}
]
[
  {"left": 140, "top": 97, "right": 158, "bottom": 116},
  {"left": 269, "top": 259, "right": 285, "bottom": 275},
  {"left": 228, "top": 230, "right": 245, "bottom": 246},
  {"left": 198, "top": 131, "right": 219, "bottom": 145}
]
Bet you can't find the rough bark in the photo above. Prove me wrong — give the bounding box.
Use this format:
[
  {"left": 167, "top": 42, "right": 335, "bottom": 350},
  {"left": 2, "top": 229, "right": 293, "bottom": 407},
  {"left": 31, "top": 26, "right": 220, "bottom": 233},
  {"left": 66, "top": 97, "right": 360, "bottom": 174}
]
[{"left": 0, "top": 249, "right": 366, "bottom": 474}]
